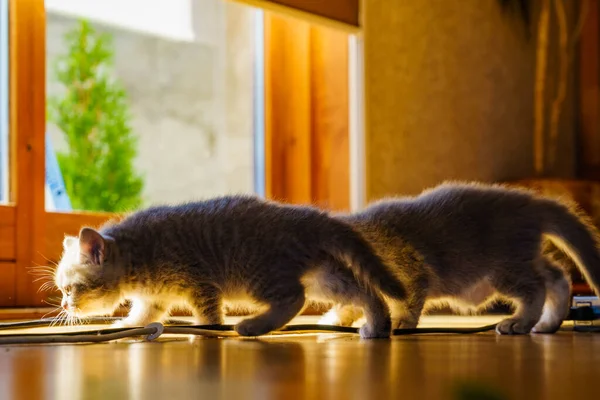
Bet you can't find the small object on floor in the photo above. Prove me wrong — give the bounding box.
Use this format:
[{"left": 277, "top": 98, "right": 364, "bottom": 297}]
[
  {"left": 571, "top": 296, "right": 600, "bottom": 332},
  {"left": 453, "top": 381, "right": 507, "bottom": 400}
]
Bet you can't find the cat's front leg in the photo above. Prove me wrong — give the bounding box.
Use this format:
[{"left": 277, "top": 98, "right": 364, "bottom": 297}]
[
  {"left": 113, "top": 298, "right": 169, "bottom": 328},
  {"left": 189, "top": 285, "right": 224, "bottom": 325}
]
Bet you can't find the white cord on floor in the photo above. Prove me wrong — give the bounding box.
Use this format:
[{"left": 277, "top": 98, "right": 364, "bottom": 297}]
[{"left": 0, "top": 323, "right": 361, "bottom": 345}]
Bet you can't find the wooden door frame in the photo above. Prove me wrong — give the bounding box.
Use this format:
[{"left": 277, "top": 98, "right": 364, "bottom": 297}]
[
  {"left": 1, "top": 0, "right": 121, "bottom": 308},
  {"left": 2, "top": 0, "right": 47, "bottom": 307},
  {"left": 264, "top": 12, "right": 351, "bottom": 211}
]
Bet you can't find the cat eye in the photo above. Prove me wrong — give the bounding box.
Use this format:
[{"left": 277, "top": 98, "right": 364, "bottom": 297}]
[{"left": 63, "top": 285, "right": 72, "bottom": 296}]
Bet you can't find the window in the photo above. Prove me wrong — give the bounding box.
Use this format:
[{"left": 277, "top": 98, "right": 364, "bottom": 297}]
[
  {"left": 4, "top": 0, "right": 353, "bottom": 308},
  {"left": 46, "top": 0, "right": 195, "bottom": 41},
  {"left": 45, "top": 0, "right": 260, "bottom": 213}
]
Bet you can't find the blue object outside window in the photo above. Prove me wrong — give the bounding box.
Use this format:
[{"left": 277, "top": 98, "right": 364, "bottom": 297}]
[{"left": 45, "top": 133, "right": 72, "bottom": 211}]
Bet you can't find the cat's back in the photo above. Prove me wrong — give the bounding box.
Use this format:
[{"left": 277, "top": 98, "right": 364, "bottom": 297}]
[
  {"left": 415, "top": 182, "right": 536, "bottom": 212},
  {"left": 101, "top": 195, "right": 268, "bottom": 234},
  {"left": 352, "top": 182, "right": 549, "bottom": 267},
  {"left": 103, "top": 194, "right": 338, "bottom": 239},
  {"left": 354, "top": 182, "right": 542, "bottom": 235}
]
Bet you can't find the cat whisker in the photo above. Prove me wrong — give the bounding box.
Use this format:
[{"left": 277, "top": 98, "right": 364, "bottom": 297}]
[
  {"left": 36, "top": 252, "right": 58, "bottom": 267},
  {"left": 69, "top": 311, "right": 84, "bottom": 327},
  {"left": 28, "top": 265, "right": 55, "bottom": 271},
  {"left": 42, "top": 280, "right": 56, "bottom": 288},
  {"left": 76, "top": 313, "right": 88, "bottom": 326},
  {"left": 41, "top": 307, "right": 61, "bottom": 320},
  {"left": 72, "top": 308, "right": 86, "bottom": 326},
  {"left": 27, "top": 265, "right": 56, "bottom": 274},
  {"left": 32, "top": 275, "right": 54, "bottom": 283},
  {"left": 58, "top": 311, "right": 69, "bottom": 327},
  {"left": 41, "top": 299, "right": 60, "bottom": 308},
  {"left": 60, "top": 313, "right": 70, "bottom": 327},
  {"left": 38, "top": 282, "right": 57, "bottom": 293},
  {"left": 28, "top": 262, "right": 56, "bottom": 270},
  {"left": 44, "top": 296, "right": 62, "bottom": 304},
  {"left": 28, "top": 272, "right": 57, "bottom": 282},
  {"left": 50, "top": 310, "right": 65, "bottom": 327}
]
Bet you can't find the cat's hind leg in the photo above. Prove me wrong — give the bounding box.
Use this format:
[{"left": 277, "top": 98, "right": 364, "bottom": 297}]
[
  {"left": 389, "top": 273, "right": 428, "bottom": 329},
  {"left": 234, "top": 283, "right": 306, "bottom": 337},
  {"left": 188, "top": 284, "right": 225, "bottom": 325},
  {"left": 532, "top": 258, "right": 571, "bottom": 334},
  {"left": 308, "top": 263, "right": 391, "bottom": 339},
  {"left": 494, "top": 260, "right": 546, "bottom": 335},
  {"left": 389, "top": 294, "right": 425, "bottom": 330}
]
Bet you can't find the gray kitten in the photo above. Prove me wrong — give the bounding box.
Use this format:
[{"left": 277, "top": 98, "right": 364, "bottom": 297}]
[
  {"left": 53, "top": 195, "right": 406, "bottom": 338},
  {"left": 321, "top": 182, "right": 600, "bottom": 335}
]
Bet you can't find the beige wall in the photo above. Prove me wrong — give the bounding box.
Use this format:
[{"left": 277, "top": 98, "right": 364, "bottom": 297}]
[{"left": 363, "top": 0, "right": 577, "bottom": 199}]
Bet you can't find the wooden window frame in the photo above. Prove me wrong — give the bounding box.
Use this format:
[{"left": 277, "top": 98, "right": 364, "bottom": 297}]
[
  {"left": 1, "top": 0, "right": 352, "bottom": 310},
  {"left": 233, "top": 0, "right": 359, "bottom": 32},
  {"left": 1, "top": 0, "right": 118, "bottom": 307}
]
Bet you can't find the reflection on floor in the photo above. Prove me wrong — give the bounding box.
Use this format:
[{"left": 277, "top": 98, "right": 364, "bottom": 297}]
[{"left": 0, "top": 315, "right": 598, "bottom": 400}]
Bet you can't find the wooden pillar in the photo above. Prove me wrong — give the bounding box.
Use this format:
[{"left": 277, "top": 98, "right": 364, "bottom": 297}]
[
  {"left": 10, "top": 0, "right": 47, "bottom": 306},
  {"left": 264, "top": 13, "right": 350, "bottom": 211}
]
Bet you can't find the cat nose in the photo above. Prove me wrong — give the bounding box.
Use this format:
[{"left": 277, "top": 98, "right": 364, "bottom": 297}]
[{"left": 61, "top": 300, "right": 68, "bottom": 310}]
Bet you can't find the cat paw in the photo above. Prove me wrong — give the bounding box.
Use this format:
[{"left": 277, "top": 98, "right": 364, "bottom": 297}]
[
  {"left": 234, "top": 319, "right": 275, "bottom": 337},
  {"left": 495, "top": 318, "right": 534, "bottom": 335},
  {"left": 359, "top": 322, "right": 391, "bottom": 339},
  {"left": 531, "top": 321, "right": 562, "bottom": 334}
]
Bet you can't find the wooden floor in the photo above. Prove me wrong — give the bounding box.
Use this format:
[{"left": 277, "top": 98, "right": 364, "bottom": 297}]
[{"left": 0, "top": 316, "right": 598, "bottom": 400}]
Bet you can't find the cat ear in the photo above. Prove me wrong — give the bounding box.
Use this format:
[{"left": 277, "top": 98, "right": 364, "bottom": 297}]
[
  {"left": 79, "top": 228, "right": 107, "bottom": 265},
  {"left": 63, "top": 236, "right": 77, "bottom": 249}
]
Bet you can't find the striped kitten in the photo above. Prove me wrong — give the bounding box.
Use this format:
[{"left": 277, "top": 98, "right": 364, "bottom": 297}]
[
  {"left": 322, "top": 182, "right": 600, "bottom": 335},
  {"left": 53, "top": 195, "right": 406, "bottom": 338}
]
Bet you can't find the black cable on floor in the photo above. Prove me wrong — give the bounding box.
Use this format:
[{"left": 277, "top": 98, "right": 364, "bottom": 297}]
[
  {"left": 0, "top": 305, "right": 595, "bottom": 345},
  {"left": 0, "top": 322, "right": 500, "bottom": 338},
  {"left": 0, "top": 316, "right": 500, "bottom": 335}
]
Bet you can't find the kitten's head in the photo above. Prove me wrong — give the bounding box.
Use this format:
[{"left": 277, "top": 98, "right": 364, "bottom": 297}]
[{"left": 54, "top": 228, "right": 123, "bottom": 318}]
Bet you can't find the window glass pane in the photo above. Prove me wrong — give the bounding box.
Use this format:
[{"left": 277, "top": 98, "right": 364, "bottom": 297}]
[
  {"left": 45, "top": 0, "right": 261, "bottom": 212},
  {"left": 0, "top": 0, "right": 9, "bottom": 204}
]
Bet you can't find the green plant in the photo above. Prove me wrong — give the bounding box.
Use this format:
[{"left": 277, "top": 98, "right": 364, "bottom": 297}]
[{"left": 48, "top": 19, "right": 143, "bottom": 212}]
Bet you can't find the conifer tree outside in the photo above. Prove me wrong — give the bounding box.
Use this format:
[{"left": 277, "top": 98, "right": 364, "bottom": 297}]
[{"left": 48, "top": 20, "right": 143, "bottom": 212}]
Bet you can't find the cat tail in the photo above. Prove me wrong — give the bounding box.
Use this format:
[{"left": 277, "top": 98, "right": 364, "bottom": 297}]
[
  {"left": 331, "top": 233, "right": 407, "bottom": 301},
  {"left": 539, "top": 198, "right": 600, "bottom": 294}
]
